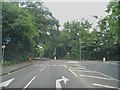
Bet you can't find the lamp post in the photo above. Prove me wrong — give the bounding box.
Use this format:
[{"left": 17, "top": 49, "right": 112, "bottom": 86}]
[{"left": 77, "top": 32, "right": 81, "bottom": 60}]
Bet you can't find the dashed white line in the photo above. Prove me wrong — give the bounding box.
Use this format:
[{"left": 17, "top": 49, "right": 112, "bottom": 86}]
[
  {"left": 68, "top": 69, "right": 77, "bottom": 77},
  {"left": 52, "top": 65, "right": 56, "bottom": 66},
  {"left": 40, "top": 65, "right": 43, "bottom": 66},
  {"left": 93, "top": 83, "right": 120, "bottom": 89},
  {"left": 34, "top": 65, "right": 39, "bottom": 66},
  {"left": 34, "top": 64, "right": 43, "bottom": 66},
  {"left": 79, "top": 75, "right": 113, "bottom": 80},
  {"left": 60, "top": 65, "right": 65, "bottom": 67},
  {"left": 23, "top": 77, "right": 36, "bottom": 89},
  {"left": 40, "top": 66, "right": 46, "bottom": 71}
]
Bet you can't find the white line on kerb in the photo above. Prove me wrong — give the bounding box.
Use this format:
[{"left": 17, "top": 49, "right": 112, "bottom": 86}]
[
  {"left": 40, "top": 66, "right": 46, "bottom": 71},
  {"left": 93, "top": 83, "right": 120, "bottom": 89},
  {"left": 68, "top": 69, "right": 77, "bottom": 77},
  {"left": 79, "top": 75, "right": 113, "bottom": 80},
  {"left": 23, "top": 77, "right": 35, "bottom": 89}
]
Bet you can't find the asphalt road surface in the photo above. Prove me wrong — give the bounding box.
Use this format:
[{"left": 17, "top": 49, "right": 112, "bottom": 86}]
[{"left": 1, "top": 60, "right": 120, "bottom": 89}]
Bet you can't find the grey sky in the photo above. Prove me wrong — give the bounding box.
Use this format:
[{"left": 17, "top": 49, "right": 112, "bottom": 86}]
[{"left": 43, "top": 1, "right": 110, "bottom": 29}]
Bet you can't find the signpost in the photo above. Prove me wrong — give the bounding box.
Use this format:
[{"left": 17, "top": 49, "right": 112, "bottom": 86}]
[{"left": 2, "top": 35, "right": 11, "bottom": 64}]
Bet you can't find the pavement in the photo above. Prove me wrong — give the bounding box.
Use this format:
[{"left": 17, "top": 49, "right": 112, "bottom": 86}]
[
  {"left": 1, "top": 61, "right": 32, "bottom": 76},
  {"left": 0, "top": 60, "right": 119, "bottom": 89}
]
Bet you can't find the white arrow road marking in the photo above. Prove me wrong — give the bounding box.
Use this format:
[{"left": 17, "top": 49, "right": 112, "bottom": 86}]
[
  {"left": 56, "top": 76, "right": 69, "bottom": 89},
  {"left": 0, "top": 78, "right": 15, "bottom": 87}
]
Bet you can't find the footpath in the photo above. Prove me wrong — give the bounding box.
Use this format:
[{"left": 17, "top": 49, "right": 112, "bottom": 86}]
[{"left": 0, "top": 61, "right": 33, "bottom": 76}]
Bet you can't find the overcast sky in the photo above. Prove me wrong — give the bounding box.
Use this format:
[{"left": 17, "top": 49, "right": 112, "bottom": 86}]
[{"left": 43, "top": 1, "right": 110, "bottom": 29}]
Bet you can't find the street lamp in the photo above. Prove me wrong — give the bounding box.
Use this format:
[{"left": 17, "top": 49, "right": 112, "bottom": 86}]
[{"left": 77, "top": 32, "right": 81, "bottom": 60}]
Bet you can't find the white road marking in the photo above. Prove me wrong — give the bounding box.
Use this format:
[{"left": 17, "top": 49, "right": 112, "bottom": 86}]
[
  {"left": 63, "top": 65, "right": 67, "bottom": 68},
  {"left": 93, "top": 83, "right": 120, "bottom": 89},
  {"left": 68, "top": 61, "right": 79, "bottom": 64},
  {"left": 34, "top": 64, "right": 43, "bottom": 66},
  {"left": 73, "top": 70, "right": 96, "bottom": 73},
  {"left": 60, "top": 65, "right": 65, "bottom": 67},
  {"left": 104, "top": 62, "right": 119, "bottom": 65},
  {"left": 0, "top": 78, "right": 15, "bottom": 87},
  {"left": 68, "top": 69, "right": 77, "bottom": 77},
  {"left": 23, "top": 77, "right": 35, "bottom": 89},
  {"left": 34, "top": 65, "right": 38, "bottom": 66},
  {"left": 93, "top": 70, "right": 120, "bottom": 82},
  {"left": 77, "top": 67, "right": 85, "bottom": 70},
  {"left": 40, "top": 65, "right": 43, "bottom": 66},
  {"left": 40, "top": 66, "right": 46, "bottom": 71},
  {"left": 56, "top": 76, "right": 69, "bottom": 89},
  {"left": 79, "top": 75, "right": 113, "bottom": 80},
  {"left": 52, "top": 65, "right": 56, "bottom": 66},
  {"left": 78, "top": 65, "right": 86, "bottom": 69}
]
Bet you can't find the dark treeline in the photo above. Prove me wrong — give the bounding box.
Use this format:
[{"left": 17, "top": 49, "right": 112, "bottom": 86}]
[{"left": 2, "top": 1, "right": 119, "bottom": 62}]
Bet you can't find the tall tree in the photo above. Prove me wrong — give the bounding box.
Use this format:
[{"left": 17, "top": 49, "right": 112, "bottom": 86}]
[{"left": 2, "top": 2, "right": 37, "bottom": 60}]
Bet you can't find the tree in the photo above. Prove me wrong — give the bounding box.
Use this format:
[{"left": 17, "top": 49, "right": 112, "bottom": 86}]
[
  {"left": 2, "top": 2, "right": 37, "bottom": 61},
  {"left": 24, "top": 2, "right": 60, "bottom": 58}
]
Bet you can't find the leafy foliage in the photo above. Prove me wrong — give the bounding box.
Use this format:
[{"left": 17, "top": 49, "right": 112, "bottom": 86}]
[{"left": 2, "top": 1, "right": 119, "bottom": 61}]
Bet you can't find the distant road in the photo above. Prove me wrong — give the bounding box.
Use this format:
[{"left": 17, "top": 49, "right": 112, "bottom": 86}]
[{"left": 1, "top": 60, "right": 119, "bottom": 89}]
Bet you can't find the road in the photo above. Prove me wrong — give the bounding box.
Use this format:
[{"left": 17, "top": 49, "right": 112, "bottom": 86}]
[{"left": 1, "top": 60, "right": 119, "bottom": 90}]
